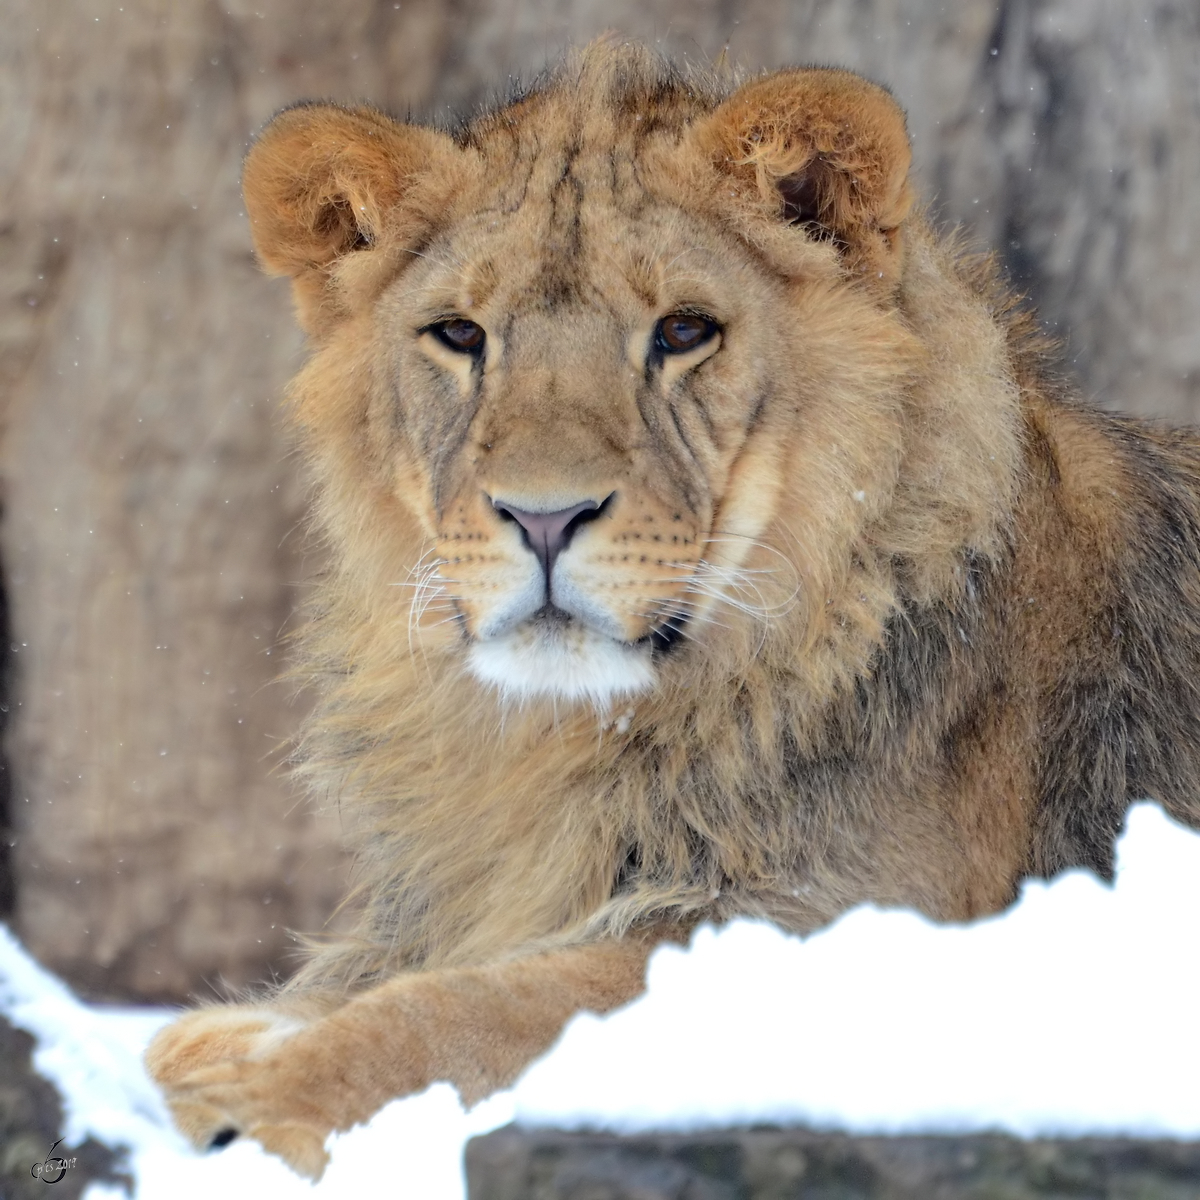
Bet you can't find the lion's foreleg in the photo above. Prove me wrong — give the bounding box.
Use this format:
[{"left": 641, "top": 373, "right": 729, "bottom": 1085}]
[{"left": 145, "top": 936, "right": 654, "bottom": 1178}]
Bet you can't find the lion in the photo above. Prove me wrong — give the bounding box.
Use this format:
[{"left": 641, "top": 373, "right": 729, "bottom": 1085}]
[{"left": 145, "top": 41, "right": 1200, "bottom": 1178}]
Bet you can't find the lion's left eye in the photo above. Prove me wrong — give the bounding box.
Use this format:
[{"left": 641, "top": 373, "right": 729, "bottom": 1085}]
[
  {"left": 432, "top": 319, "right": 486, "bottom": 354},
  {"left": 655, "top": 313, "right": 719, "bottom": 354}
]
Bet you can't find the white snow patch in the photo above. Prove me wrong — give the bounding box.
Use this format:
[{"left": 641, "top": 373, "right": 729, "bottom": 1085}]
[
  {"left": 0, "top": 923, "right": 513, "bottom": 1199},
  {"left": 0, "top": 801, "right": 1197, "bottom": 1200},
  {"left": 0, "top": 921, "right": 175, "bottom": 1155},
  {"left": 514, "top": 802, "right": 1200, "bottom": 1137}
]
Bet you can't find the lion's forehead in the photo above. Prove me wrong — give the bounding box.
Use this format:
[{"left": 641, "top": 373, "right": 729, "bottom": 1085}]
[
  {"left": 435, "top": 206, "right": 714, "bottom": 312},
  {"left": 419, "top": 116, "right": 723, "bottom": 311},
  {"left": 462, "top": 79, "right": 711, "bottom": 190}
]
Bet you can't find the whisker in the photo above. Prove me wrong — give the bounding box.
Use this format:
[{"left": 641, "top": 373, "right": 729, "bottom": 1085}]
[
  {"left": 634, "top": 610, "right": 734, "bottom": 636},
  {"left": 398, "top": 547, "right": 460, "bottom": 663},
  {"left": 391, "top": 577, "right": 463, "bottom": 589},
  {"left": 426, "top": 613, "right": 467, "bottom": 630}
]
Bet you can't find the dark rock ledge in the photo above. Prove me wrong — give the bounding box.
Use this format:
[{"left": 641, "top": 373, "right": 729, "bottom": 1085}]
[
  {"left": 0, "top": 1013, "right": 131, "bottom": 1200},
  {"left": 466, "top": 1123, "right": 1200, "bottom": 1200}
]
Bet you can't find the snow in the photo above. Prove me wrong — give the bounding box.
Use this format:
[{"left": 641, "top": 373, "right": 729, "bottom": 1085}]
[
  {"left": 2, "top": 801, "right": 1199, "bottom": 1199},
  {"left": 516, "top": 800, "right": 1200, "bottom": 1137},
  {"left": 0, "top": 921, "right": 513, "bottom": 1199}
]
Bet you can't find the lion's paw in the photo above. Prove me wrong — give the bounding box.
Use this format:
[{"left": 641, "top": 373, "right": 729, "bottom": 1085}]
[
  {"left": 146, "top": 1006, "right": 305, "bottom": 1083},
  {"left": 146, "top": 1008, "right": 331, "bottom": 1179}
]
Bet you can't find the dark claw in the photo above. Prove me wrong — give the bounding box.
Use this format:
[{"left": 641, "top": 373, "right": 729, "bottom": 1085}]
[{"left": 208, "top": 1128, "right": 239, "bottom": 1150}]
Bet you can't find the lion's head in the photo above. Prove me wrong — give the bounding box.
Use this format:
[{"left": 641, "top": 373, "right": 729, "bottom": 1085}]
[{"left": 243, "top": 42, "right": 1015, "bottom": 713}]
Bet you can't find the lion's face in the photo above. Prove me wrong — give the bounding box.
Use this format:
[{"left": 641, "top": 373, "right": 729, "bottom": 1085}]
[
  {"left": 245, "top": 50, "right": 920, "bottom": 708},
  {"left": 371, "top": 193, "right": 801, "bottom": 703}
]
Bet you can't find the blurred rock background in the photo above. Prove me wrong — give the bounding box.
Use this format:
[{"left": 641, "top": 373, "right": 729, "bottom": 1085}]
[
  {"left": 465, "top": 1125, "right": 1200, "bottom": 1200},
  {"left": 0, "top": 0, "right": 1196, "bottom": 1002}
]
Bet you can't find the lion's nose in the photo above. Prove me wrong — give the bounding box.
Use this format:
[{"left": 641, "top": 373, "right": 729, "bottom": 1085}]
[{"left": 490, "top": 494, "right": 611, "bottom": 575}]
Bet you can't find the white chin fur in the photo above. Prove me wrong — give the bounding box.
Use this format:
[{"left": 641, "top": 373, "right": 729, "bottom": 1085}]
[{"left": 468, "top": 623, "right": 655, "bottom": 706}]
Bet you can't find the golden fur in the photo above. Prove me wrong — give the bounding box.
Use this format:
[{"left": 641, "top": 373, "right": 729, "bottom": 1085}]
[{"left": 146, "top": 42, "right": 1200, "bottom": 1177}]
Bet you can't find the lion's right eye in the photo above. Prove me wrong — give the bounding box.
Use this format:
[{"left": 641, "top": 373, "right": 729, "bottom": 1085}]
[
  {"left": 431, "top": 319, "right": 486, "bottom": 355},
  {"left": 654, "top": 313, "right": 720, "bottom": 355}
]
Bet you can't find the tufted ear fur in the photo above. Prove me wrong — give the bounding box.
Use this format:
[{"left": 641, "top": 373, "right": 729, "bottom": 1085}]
[
  {"left": 695, "top": 69, "right": 914, "bottom": 284},
  {"left": 243, "top": 103, "right": 458, "bottom": 333}
]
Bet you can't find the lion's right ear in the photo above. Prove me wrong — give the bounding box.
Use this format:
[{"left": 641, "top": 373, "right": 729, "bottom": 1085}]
[{"left": 243, "top": 104, "right": 457, "bottom": 332}]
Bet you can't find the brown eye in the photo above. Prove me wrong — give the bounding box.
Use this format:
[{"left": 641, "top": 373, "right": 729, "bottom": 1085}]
[
  {"left": 655, "top": 313, "right": 719, "bottom": 355},
  {"left": 432, "top": 318, "right": 485, "bottom": 354}
]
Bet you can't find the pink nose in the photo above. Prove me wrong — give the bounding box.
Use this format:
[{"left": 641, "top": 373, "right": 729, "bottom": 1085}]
[{"left": 491, "top": 497, "right": 604, "bottom": 574}]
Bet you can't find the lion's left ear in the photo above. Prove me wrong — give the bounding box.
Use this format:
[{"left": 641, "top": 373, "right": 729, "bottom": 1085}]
[{"left": 693, "top": 69, "right": 914, "bottom": 283}]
